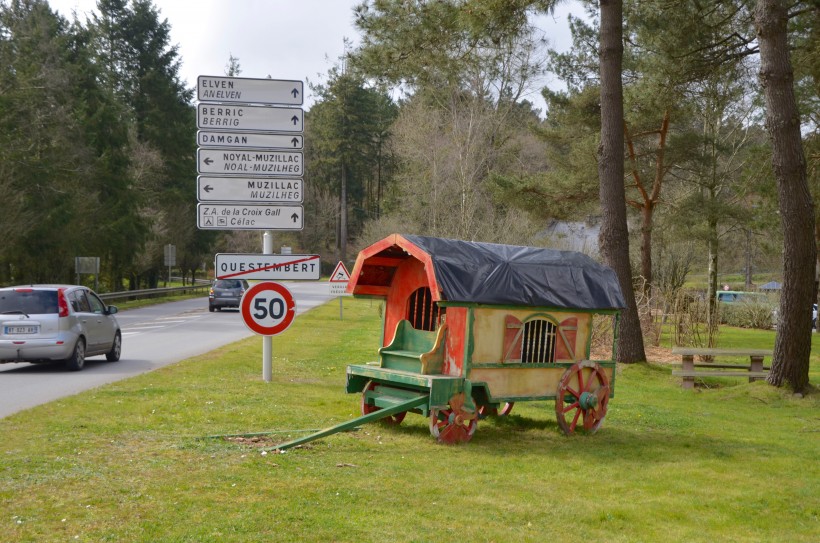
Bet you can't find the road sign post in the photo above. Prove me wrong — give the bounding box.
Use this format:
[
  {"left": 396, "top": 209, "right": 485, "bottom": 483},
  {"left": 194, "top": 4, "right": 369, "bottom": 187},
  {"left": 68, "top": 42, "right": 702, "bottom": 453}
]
[
  {"left": 196, "top": 75, "right": 307, "bottom": 381},
  {"left": 240, "top": 282, "right": 296, "bottom": 337},
  {"left": 241, "top": 280, "right": 295, "bottom": 385},
  {"left": 163, "top": 244, "right": 176, "bottom": 285},
  {"left": 329, "top": 261, "right": 351, "bottom": 320}
]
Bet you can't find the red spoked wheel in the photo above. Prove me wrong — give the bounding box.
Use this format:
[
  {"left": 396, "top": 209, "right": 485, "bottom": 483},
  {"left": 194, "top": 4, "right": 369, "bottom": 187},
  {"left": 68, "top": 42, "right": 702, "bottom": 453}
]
[
  {"left": 361, "top": 380, "right": 406, "bottom": 425},
  {"left": 477, "top": 402, "right": 515, "bottom": 419},
  {"left": 429, "top": 393, "right": 478, "bottom": 444},
  {"left": 555, "top": 361, "right": 610, "bottom": 435}
]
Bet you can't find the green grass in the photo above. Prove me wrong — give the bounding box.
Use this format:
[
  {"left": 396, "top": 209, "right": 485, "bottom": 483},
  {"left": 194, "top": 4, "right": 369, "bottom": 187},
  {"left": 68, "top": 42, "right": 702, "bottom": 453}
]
[{"left": 1, "top": 298, "right": 818, "bottom": 542}]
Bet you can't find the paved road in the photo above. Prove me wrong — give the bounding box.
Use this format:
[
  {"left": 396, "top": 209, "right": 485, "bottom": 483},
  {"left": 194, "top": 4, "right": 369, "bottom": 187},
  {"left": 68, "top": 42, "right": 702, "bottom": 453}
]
[{"left": 0, "top": 281, "right": 334, "bottom": 418}]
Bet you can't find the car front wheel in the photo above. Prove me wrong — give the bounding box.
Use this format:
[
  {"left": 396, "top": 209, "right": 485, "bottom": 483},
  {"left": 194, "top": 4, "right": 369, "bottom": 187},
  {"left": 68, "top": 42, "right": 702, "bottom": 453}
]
[
  {"left": 65, "top": 339, "right": 86, "bottom": 371},
  {"left": 106, "top": 332, "right": 122, "bottom": 362}
]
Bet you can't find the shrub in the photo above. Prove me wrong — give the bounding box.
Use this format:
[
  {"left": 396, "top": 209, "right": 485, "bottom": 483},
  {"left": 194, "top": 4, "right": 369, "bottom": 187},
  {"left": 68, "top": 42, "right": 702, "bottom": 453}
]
[{"left": 719, "top": 301, "right": 774, "bottom": 329}]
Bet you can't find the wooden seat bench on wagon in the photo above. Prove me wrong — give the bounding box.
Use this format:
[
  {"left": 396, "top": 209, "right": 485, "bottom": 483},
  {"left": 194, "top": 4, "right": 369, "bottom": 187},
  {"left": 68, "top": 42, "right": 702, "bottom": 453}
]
[
  {"left": 670, "top": 347, "right": 772, "bottom": 389},
  {"left": 378, "top": 319, "right": 446, "bottom": 374}
]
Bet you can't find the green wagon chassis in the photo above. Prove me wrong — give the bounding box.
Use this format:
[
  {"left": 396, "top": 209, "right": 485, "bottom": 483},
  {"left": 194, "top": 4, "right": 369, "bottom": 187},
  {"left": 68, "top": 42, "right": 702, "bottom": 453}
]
[{"left": 272, "top": 359, "right": 616, "bottom": 450}]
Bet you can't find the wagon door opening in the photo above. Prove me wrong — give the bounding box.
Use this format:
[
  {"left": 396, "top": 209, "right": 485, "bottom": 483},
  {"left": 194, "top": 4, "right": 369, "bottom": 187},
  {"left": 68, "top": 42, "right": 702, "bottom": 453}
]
[{"left": 407, "top": 287, "right": 444, "bottom": 331}]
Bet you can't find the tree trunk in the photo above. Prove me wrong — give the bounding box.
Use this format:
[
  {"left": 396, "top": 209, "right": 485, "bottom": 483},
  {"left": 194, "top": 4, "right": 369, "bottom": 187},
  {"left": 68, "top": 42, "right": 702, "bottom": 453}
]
[
  {"left": 640, "top": 204, "right": 652, "bottom": 296},
  {"left": 624, "top": 111, "right": 669, "bottom": 301},
  {"left": 706, "top": 218, "right": 719, "bottom": 348},
  {"left": 598, "top": 0, "right": 646, "bottom": 363},
  {"left": 340, "top": 164, "right": 348, "bottom": 262},
  {"left": 756, "top": 0, "right": 815, "bottom": 392},
  {"left": 744, "top": 228, "right": 753, "bottom": 290}
]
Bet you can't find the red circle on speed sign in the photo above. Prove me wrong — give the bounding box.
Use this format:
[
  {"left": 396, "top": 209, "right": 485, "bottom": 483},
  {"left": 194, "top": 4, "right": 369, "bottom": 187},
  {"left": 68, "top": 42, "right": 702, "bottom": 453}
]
[{"left": 240, "top": 281, "right": 296, "bottom": 336}]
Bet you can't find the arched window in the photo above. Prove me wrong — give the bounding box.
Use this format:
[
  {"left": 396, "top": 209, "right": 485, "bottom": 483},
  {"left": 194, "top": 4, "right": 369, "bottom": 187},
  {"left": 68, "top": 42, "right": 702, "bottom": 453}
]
[
  {"left": 503, "top": 315, "right": 564, "bottom": 363},
  {"left": 521, "top": 318, "right": 557, "bottom": 363},
  {"left": 407, "top": 287, "right": 442, "bottom": 331}
]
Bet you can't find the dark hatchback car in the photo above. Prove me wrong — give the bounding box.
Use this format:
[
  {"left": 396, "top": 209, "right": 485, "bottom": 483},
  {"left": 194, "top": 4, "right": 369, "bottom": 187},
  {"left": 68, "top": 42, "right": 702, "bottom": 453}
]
[{"left": 208, "top": 279, "right": 249, "bottom": 312}]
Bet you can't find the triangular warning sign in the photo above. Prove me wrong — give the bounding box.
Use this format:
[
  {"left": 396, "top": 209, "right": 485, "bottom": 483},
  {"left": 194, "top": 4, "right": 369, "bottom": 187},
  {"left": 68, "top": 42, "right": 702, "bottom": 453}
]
[{"left": 329, "top": 261, "right": 351, "bottom": 282}]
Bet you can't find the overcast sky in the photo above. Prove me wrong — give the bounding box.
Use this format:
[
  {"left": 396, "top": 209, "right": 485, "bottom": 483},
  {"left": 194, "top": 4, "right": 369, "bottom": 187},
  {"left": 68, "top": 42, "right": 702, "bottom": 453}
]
[{"left": 49, "top": 0, "right": 584, "bottom": 110}]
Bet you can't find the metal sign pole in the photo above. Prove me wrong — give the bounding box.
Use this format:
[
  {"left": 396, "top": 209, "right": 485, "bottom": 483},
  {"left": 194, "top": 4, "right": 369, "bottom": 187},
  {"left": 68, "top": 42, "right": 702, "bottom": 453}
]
[{"left": 262, "top": 230, "right": 273, "bottom": 382}]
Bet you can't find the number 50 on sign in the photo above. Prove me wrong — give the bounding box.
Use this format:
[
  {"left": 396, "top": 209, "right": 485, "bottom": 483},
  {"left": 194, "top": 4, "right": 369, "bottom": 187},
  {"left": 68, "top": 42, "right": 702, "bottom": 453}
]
[{"left": 240, "top": 282, "right": 296, "bottom": 336}]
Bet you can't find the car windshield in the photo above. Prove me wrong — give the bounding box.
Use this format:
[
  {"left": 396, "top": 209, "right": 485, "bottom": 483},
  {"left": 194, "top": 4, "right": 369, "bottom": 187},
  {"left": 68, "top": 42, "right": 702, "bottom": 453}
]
[
  {"left": 717, "top": 291, "right": 768, "bottom": 304},
  {"left": 215, "top": 280, "right": 244, "bottom": 289},
  {"left": 0, "top": 290, "right": 58, "bottom": 314}
]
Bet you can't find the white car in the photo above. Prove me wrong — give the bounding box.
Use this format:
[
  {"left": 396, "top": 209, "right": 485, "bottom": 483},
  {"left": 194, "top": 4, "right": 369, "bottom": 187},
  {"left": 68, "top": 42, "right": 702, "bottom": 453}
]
[
  {"left": 0, "top": 285, "right": 121, "bottom": 371},
  {"left": 771, "top": 302, "right": 817, "bottom": 329}
]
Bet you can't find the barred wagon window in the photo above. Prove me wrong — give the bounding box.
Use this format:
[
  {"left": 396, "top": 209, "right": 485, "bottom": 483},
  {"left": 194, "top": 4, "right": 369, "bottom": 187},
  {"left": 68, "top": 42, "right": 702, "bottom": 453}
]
[
  {"left": 521, "top": 318, "right": 557, "bottom": 363},
  {"left": 407, "top": 287, "right": 442, "bottom": 331}
]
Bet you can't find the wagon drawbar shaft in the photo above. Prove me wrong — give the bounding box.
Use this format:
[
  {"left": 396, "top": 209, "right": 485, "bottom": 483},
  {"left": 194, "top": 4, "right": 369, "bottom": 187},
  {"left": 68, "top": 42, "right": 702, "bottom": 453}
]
[{"left": 272, "top": 392, "right": 429, "bottom": 451}]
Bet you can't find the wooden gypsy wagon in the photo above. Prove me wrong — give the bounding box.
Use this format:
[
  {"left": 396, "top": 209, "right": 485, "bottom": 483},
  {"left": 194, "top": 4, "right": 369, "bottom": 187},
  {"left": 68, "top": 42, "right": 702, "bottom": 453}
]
[{"left": 276, "top": 234, "right": 625, "bottom": 449}]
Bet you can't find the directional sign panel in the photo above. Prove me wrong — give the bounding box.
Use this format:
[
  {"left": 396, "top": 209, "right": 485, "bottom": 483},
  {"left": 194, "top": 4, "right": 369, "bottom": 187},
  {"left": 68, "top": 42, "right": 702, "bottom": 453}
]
[
  {"left": 198, "top": 76, "right": 303, "bottom": 106},
  {"left": 197, "top": 204, "right": 303, "bottom": 230},
  {"left": 197, "top": 176, "right": 303, "bottom": 203},
  {"left": 215, "top": 253, "right": 320, "bottom": 281},
  {"left": 197, "top": 103, "right": 303, "bottom": 132},
  {"left": 197, "top": 148, "right": 302, "bottom": 176},
  {"left": 198, "top": 131, "right": 303, "bottom": 150}
]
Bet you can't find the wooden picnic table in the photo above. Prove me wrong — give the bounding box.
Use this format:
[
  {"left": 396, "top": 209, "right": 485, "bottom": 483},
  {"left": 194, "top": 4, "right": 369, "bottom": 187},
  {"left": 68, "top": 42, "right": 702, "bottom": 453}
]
[{"left": 670, "top": 347, "right": 772, "bottom": 389}]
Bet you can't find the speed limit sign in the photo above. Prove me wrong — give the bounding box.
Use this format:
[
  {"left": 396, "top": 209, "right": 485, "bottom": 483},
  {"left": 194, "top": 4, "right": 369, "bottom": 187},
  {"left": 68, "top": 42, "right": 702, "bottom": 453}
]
[{"left": 240, "top": 281, "right": 296, "bottom": 336}]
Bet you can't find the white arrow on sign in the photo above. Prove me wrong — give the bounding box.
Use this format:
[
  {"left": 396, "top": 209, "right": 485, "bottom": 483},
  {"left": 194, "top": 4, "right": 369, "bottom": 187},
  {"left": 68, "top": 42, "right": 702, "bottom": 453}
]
[
  {"left": 197, "top": 131, "right": 303, "bottom": 150},
  {"left": 197, "top": 204, "right": 304, "bottom": 231},
  {"left": 197, "top": 76, "right": 303, "bottom": 106},
  {"left": 197, "top": 103, "right": 303, "bottom": 132},
  {"left": 215, "top": 253, "right": 320, "bottom": 281},
  {"left": 197, "top": 176, "right": 303, "bottom": 203},
  {"left": 197, "top": 149, "right": 302, "bottom": 176}
]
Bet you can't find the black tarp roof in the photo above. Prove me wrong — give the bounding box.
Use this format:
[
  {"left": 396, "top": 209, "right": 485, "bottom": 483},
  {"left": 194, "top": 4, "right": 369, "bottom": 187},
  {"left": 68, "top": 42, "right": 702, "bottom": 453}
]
[{"left": 403, "top": 235, "right": 626, "bottom": 310}]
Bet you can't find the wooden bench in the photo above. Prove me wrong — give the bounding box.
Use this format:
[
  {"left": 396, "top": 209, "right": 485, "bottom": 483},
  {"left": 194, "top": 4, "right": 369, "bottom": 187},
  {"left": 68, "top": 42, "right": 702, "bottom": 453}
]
[
  {"left": 671, "top": 347, "right": 772, "bottom": 389},
  {"left": 379, "top": 319, "right": 446, "bottom": 374}
]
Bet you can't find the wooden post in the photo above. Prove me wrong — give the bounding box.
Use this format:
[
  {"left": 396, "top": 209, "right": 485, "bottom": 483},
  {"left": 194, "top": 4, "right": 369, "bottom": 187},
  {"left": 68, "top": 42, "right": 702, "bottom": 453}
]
[
  {"left": 681, "top": 354, "right": 695, "bottom": 389},
  {"left": 749, "top": 355, "right": 764, "bottom": 382}
]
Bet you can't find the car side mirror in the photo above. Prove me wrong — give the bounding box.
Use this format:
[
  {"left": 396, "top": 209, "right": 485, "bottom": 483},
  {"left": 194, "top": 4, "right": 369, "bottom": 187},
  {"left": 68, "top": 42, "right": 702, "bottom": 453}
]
[{"left": 107, "top": 306, "right": 119, "bottom": 315}]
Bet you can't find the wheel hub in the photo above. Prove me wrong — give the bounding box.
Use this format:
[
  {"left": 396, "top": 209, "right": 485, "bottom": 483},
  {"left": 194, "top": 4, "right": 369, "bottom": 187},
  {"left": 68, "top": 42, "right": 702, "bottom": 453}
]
[{"left": 579, "top": 390, "right": 599, "bottom": 410}]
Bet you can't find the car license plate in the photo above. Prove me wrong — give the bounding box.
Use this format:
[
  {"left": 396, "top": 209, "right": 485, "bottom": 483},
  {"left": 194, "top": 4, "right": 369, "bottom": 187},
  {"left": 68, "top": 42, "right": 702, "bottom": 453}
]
[{"left": 5, "top": 325, "right": 37, "bottom": 334}]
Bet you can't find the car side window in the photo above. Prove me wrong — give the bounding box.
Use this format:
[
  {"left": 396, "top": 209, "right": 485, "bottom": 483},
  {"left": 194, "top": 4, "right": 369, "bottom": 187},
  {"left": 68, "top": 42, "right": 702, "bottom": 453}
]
[
  {"left": 86, "top": 292, "right": 105, "bottom": 314},
  {"left": 74, "top": 291, "right": 92, "bottom": 312},
  {"left": 68, "top": 291, "right": 82, "bottom": 312}
]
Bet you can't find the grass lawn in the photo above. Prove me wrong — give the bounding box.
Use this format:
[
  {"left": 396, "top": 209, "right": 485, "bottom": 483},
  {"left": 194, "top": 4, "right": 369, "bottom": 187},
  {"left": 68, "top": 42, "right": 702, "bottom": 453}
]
[{"left": 1, "top": 298, "right": 818, "bottom": 542}]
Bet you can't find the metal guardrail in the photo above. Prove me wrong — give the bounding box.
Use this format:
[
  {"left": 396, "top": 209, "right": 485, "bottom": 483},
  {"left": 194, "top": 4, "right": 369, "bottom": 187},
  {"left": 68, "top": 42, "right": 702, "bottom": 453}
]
[{"left": 98, "top": 282, "right": 210, "bottom": 302}]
